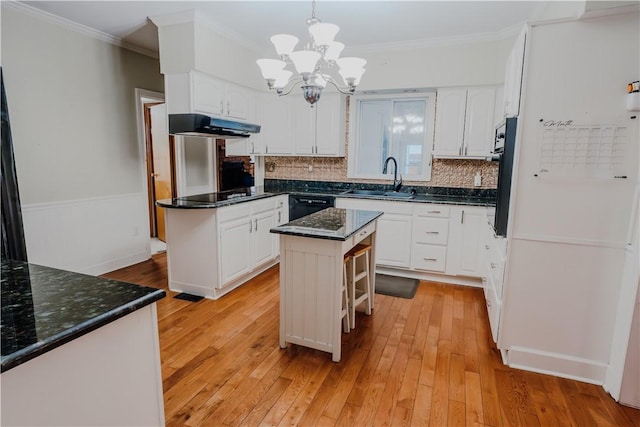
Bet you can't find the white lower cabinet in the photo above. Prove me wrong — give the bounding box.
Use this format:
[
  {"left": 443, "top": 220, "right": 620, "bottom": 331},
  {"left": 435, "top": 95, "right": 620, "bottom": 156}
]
[
  {"left": 218, "top": 197, "right": 283, "bottom": 287},
  {"left": 481, "top": 221, "right": 507, "bottom": 343},
  {"left": 335, "top": 198, "right": 412, "bottom": 268},
  {"left": 335, "top": 198, "right": 488, "bottom": 280},
  {"left": 411, "top": 205, "right": 450, "bottom": 272},
  {"left": 449, "top": 206, "right": 487, "bottom": 277},
  {"left": 218, "top": 212, "right": 253, "bottom": 284}
]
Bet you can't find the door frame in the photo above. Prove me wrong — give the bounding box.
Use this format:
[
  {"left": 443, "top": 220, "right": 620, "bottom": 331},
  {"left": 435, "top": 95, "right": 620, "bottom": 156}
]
[{"left": 135, "top": 89, "right": 165, "bottom": 248}]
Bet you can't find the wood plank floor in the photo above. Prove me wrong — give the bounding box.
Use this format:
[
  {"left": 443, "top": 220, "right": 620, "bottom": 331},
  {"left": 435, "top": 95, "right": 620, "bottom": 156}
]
[{"left": 103, "top": 254, "right": 640, "bottom": 427}]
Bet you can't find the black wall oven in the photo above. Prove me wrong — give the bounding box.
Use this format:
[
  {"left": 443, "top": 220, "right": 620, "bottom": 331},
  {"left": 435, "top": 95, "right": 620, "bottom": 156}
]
[
  {"left": 289, "top": 194, "right": 335, "bottom": 221},
  {"left": 493, "top": 117, "right": 517, "bottom": 237}
]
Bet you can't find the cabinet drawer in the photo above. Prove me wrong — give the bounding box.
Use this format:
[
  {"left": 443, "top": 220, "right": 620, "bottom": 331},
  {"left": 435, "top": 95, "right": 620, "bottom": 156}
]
[
  {"left": 413, "top": 204, "right": 450, "bottom": 218},
  {"left": 411, "top": 244, "right": 447, "bottom": 272},
  {"left": 351, "top": 222, "right": 376, "bottom": 246},
  {"left": 413, "top": 217, "right": 449, "bottom": 245}
]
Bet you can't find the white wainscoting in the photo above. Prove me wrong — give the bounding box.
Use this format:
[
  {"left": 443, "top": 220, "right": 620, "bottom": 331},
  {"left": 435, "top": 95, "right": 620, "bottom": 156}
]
[{"left": 21, "top": 193, "right": 150, "bottom": 275}]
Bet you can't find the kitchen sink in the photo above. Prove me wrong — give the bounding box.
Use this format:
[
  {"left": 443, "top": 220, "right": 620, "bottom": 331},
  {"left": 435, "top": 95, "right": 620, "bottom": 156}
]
[
  {"left": 344, "top": 189, "right": 386, "bottom": 196},
  {"left": 342, "top": 189, "right": 414, "bottom": 199}
]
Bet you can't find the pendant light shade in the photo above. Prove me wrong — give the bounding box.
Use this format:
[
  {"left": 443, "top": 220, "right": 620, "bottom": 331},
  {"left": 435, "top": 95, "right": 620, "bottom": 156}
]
[
  {"left": 308, "top": 22, "right": 339, "bottom": 47},
  {"left": 336, "top": 57, "right": 367, "bottom": 75},
  {"left": 273, "top": 70, "right": 293, "bottom": 89},
  {"left": 270, "top": 34, "right": 299, "bottom": 57},
  {"left": 256, "top": 59, "right": 287, "bottom": 80},
  {"left": 323, "top": 42, "right": 344, "bottom": 62},
  {"left": 290, "top": 50, "right": 321, "bottom": 74}
]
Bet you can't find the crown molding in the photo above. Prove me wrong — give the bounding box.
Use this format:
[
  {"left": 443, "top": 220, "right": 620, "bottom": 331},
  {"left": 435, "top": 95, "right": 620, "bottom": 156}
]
[
  {"left": 5, "top": 1, "right": 158, "bottom": 58},
  {"left": 351, "top": 22, "right": 525, "bottom": 54}
]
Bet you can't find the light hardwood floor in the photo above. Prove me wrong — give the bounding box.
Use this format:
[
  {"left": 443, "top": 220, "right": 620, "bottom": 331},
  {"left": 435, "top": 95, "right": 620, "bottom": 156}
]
[{"left": 103, "top": 254, "right": 640, "bottom": 427}]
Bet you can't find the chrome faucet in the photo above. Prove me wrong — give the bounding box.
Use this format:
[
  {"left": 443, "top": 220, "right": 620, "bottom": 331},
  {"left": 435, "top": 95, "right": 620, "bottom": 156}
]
[{"left": 382, "top": 156, "right": 403, "bottom": 192}]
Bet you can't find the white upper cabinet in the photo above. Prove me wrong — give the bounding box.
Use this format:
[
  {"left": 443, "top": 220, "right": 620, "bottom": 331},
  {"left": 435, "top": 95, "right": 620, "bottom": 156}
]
[
  {"left": 502, "top": 27, "right": 527, "bottom": 118},
  {"left": 248, "top": 92, "right": 345, "bottom": 157},
  {"left": 166, "top": 71, "right": 250, "bottom": 121},
  {"left": 259, "top": 94, "right": 293, "bottom": 155},
  {"left": 433, "top": 89, "right": 467, "bottom": 156},
  {"left": 433, "top": 86, "right": 496, "bottom": 159}
]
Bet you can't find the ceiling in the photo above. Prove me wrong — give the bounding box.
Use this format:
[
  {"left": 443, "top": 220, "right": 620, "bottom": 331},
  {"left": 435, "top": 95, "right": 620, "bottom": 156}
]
[{"left": 21, "top": 1, "right": 541, "bottom": 57}]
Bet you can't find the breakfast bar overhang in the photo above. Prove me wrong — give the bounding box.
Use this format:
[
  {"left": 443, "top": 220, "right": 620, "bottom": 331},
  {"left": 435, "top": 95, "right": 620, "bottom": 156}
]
[{"left": 270, "top": 207, "right": 383, "bottom": 362}]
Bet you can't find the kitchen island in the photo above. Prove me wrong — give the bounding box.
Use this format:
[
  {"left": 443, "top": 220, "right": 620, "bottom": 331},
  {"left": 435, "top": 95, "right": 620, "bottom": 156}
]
[
  {"left": 157, "top": 187, "right": 288, "bottom": 299},
  {"left": 1, "top": 259, "right": 166, "bottom": 426},
  {"left": 271, "top": 207, "right": 383, "bottom": 362}
]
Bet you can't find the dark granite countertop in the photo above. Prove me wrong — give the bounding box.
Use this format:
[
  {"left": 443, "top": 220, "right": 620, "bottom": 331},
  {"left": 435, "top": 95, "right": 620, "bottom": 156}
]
[
  {"left": 265, "top": 179, "right": 496, "bottom": 207},
  {"left": 270, "top": 207, "right": 383, "bottom": 241},
  {"left": 1, "top": 260, "right": 165, "bottom": 372},
  {"left": 157, "top": 186, "right": 283, "bottom": 209}
]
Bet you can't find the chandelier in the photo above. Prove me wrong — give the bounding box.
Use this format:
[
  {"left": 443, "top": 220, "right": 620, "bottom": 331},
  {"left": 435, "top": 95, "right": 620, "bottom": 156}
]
[{"left": 256, "top": 0, "right": 366, "bottom": 106}]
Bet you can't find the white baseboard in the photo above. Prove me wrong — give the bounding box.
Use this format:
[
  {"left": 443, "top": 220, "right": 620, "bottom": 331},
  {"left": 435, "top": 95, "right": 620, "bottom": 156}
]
[
  {"left": 506, "top": 346, "right": 608, "bottom": 385},
  {"left": 375, "top": 266, "right": 483, "bottom": 288},
  {"left": 21, "top": 193, "right": 151, "bottom": 275}
]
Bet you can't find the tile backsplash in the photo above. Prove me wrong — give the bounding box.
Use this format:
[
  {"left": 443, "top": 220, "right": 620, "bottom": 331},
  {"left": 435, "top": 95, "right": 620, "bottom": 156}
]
[{"left": 264, "top": 157, "right": 498, "bottom": 189}]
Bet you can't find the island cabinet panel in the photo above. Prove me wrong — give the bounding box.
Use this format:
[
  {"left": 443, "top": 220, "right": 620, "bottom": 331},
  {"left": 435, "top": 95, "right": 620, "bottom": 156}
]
[
  {"left": 164, "top": 194, "right": 287, "bottom": 300},
  {"left": 280, "top": 237, "right": 342, "bottom": 358}
]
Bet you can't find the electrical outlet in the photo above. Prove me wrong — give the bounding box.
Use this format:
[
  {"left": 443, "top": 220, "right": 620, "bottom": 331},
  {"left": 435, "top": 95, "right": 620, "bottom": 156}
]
[
  {"left": 474, "top": 172, "right": 482, "bottom": 187},
  {"left": 308, "top": 164, "right": 313, "bottom": 172}
]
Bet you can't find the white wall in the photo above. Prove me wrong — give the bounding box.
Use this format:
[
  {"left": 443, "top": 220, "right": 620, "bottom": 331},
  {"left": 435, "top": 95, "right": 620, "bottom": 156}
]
[
  {"left": 353, "top": 37, "right": 512, "bottom": 91},
  {"left": 2, "top": 4, "right": 164, "bottom": 274}
]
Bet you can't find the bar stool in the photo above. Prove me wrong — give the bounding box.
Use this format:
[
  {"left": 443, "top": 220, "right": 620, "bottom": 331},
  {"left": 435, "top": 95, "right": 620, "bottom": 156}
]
[{"left": 344, "top": 243, "right": 373, "bottom": 329}]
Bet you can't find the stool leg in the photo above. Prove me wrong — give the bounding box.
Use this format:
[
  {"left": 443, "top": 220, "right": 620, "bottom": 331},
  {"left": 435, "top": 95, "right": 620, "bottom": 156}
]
[
  {"left": 342, "top": 261, "right": 350, "bottom": 333},
  {"left": 350, "top": 256, "right": 357, "bottom": 330},
  {"left": 364, "top": 251, "right": 372, "bottom": 315}
]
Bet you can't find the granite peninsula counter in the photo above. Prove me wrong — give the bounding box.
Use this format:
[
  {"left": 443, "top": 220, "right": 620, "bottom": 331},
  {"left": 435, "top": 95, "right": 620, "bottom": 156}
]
[
  {"left": 1, "top": 260, "right": 166, "bottom": 426},
  {"left": 271, "top": 208, "right": 383, "bottom": 362}
]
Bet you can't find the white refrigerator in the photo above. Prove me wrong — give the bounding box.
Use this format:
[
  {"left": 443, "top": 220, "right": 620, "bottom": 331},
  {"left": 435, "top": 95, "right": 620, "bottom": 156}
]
[{"left": 498, "top": 10, "right": 639, "bottom": 395}]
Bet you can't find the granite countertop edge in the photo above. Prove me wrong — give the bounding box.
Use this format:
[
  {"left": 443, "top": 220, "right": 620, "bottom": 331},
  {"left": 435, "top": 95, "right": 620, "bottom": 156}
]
[
  {"left": 157, "top": 192, "right": 284, "bottom": 209},
  {"left": 333, "top": 193, "right": 495, "bottom": 206},
  {"left": 0, "top": 289, "right": 166, "bottom": 373}
]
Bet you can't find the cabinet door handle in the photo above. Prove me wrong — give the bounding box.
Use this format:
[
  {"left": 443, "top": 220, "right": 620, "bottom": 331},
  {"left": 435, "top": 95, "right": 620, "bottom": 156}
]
[
  {"left": 220, "top": 100, "right": 224, "bottom": 113},
  {"left": 491, "top": 263, "right": 497, "bottom": 269},
  {"left": 427, "top": 210, "right": 441, "bottom": 214},
  {"left": 265, "top": 145, "right": 269, "bottom": 154},
  {"left": 278, "top": 211, "right": 282, "bottom": 223},
  {"left": 251, "top": 142, "right": 255, "bottom": 154},
  {"left": 249, "top": 220, "right": 253, "bottom": 233},
  {"left": 461, "top": 210, "right": 465, "bottom": 224},
  {"left": 485, "top": 245, "right": 490, "bottom": 250},
  {"left": 254, "top": 218, "right": 258, "bottom": 231},
  {"left": 423, "top": 258, "right": 438, "bottom": 262},
  {"left": 464, "top": 146, "right": 468, "bottom": 156}
]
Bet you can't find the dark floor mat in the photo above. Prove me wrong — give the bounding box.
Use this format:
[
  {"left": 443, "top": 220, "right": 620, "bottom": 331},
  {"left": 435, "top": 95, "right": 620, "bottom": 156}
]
[
  {"left": 174, "top": 293, "right": 204, "bottom": 302},
  {"left": 375, "top": 274, "right": 419, "bottom": 299}
]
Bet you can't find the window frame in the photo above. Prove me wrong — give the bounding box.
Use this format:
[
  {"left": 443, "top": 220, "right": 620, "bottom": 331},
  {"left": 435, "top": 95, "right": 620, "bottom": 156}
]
[{"left": 347, "top": 91, "right": 436, "bottom": 182}]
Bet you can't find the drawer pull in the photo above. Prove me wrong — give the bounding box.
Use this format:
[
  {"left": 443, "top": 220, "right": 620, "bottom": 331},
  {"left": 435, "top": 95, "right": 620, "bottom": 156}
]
[
  {"left": 425, "top": 231, "right": 440, "bottom": 234},
  {"left": 485, "top": 245, "right": 490, "bottom": 250},
  {"left": 423, "top": 258, "right": 438, "bottom": 262},
  {"left": 490, "top": 263, "right": 497, "bottom": 269},
  {"left": 427, "top": 210, "right": 441, "bottom": 214}
]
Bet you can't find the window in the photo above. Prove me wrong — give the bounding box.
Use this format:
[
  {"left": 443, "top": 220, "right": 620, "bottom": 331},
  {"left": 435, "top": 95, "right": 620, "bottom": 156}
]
[{"left": 348, "top": 92, "right": 435, "bottom": 182}]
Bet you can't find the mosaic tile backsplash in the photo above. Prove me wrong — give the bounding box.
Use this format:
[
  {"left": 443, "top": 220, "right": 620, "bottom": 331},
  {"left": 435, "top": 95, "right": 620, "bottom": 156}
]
[{"left": 264, "top": 157, "right": 498, "bottom": 190}]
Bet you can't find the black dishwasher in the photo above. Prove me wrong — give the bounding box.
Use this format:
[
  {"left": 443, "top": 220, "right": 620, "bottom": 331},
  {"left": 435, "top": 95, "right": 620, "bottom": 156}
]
[{"left": 288, "top": 195, "right": 335, "bottom": 221}]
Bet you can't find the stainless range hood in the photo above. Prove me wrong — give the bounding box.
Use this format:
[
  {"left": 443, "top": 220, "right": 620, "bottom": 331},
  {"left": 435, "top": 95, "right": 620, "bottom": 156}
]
[{"left": 168, "top": 113, "right": 260, "bottom": 139}]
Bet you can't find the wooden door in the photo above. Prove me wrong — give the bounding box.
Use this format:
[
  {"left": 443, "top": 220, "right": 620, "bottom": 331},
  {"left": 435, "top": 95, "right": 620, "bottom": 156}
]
[{"left": 149, "top": 104, "right": 172, "bottom": 242}]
